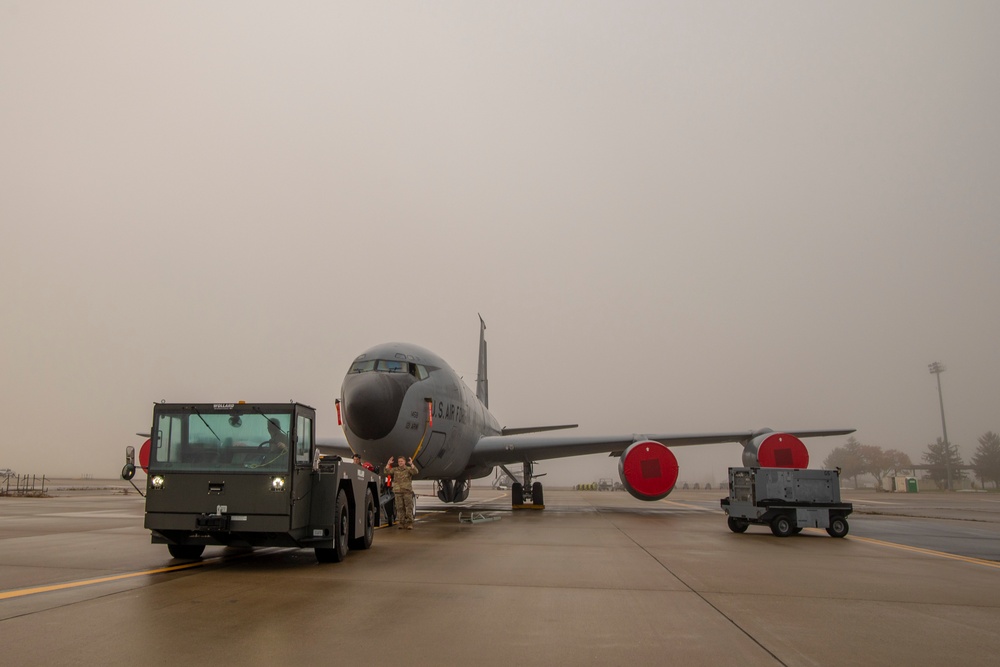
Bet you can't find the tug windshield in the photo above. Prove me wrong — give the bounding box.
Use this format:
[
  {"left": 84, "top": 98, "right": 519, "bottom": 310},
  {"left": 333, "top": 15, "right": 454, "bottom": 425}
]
[{"left": 151, "top": 410, "right": 295, "bottom": 473}]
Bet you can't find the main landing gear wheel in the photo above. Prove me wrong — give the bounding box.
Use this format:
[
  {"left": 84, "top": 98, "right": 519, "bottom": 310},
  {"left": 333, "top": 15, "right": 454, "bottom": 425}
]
[
  {"left": 167, "top": 544, "right": 205, "bottom": 559},
  {"left": 531, "top": 482, "right": 544, "bottom": 506},
  {"left": 770, "top": 515, "right": 794, "bottom": 537},
  {"left": 727, "top": 517, "right": 749, "bottom": 533},
  {"left": 826, "top": 516, "right": 849, "bottom": 538},
  {"left": 511, "top": 482, "right": 523, "bottom": 505}
]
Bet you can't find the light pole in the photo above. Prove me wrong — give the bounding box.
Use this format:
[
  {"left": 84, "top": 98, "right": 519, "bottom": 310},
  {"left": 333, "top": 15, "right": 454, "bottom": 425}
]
[{"left": 928, "top": 362, "right": 952, "bottom": 490}]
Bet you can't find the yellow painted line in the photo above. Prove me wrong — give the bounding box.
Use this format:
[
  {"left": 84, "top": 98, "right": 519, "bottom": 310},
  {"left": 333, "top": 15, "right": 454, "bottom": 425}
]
[
  {"left": 849, "top": 535, "right": 1000, "bottom": 569},
  {"left": 0, "top": 558, "right": 217, "bottom": 601},
  {"left": 803, "top": 529, "right": 1000, "bottom": 570},
  {"left": 5, "top": 518, "right": 406, "bottom": 602}
]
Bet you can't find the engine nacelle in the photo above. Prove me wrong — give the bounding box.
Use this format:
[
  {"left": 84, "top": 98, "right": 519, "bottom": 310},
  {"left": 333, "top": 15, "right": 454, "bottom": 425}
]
[
  {"left": 742, "top": 431, "right": 809, "bottom": 468},
  {"left": 618, "top": 440, "right": 679, "bottom": 501}
]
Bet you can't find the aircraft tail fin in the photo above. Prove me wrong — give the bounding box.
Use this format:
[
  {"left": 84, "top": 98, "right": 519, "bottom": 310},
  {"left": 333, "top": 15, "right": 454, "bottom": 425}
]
[{"left": 476, "top": 315, "right": 488, "bottom": 408}]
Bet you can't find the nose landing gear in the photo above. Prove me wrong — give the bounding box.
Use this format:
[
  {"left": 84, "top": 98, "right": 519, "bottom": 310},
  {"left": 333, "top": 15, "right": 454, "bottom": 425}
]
[{"left": 435, "top": 478, "right": 470, "bottom": 503}]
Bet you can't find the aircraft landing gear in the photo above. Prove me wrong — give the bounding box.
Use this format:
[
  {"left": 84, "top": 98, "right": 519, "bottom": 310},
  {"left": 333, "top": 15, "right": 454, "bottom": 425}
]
[
  {"left": 501, "top": 462, "right": 545, "bottom": 509},
  {"left": 435, "top": 479, "right": 471, "bottom": 503}
]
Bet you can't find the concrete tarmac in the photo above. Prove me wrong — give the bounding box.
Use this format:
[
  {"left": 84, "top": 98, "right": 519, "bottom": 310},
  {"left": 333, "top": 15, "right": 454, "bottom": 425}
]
[{"left": 1, "top": 483, "right": 999, "bottom": 666}]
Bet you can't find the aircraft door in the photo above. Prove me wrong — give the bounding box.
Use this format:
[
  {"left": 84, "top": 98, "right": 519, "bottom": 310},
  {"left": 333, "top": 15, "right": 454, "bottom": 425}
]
[
  {"left": 415, "top": 431, "right": 446, "bottom": 473},
  {"left": 290, "top": 410, "right": 315, "bottom": 530}
]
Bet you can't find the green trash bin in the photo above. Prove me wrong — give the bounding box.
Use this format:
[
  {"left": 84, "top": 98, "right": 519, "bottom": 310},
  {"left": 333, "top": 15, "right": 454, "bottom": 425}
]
[{"left": 906, "top": 477, "right": 918, "bottom": 493}]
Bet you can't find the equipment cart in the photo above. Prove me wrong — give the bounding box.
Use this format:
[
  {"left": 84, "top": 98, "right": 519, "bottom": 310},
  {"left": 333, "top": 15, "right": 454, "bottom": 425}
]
[{"left": 720, "top": 467, "right": 853, "bottom": 537}]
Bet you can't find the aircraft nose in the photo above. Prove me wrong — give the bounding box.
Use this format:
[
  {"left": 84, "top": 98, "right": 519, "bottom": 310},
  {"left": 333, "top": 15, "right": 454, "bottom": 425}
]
[{"left": 342, "top": 372, "right": 410, "bottom": 441}]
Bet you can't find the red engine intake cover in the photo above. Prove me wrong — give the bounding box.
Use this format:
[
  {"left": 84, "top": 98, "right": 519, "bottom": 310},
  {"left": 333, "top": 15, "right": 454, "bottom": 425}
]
[
  {"left": 618, "top": 440, "right": 679, "bottom": 501},
  {"left": 139, "top": 438, "right": 151, "bottom": 474},
  {"left": 756, "top": 433, "right": 808, "bottom": 468}
]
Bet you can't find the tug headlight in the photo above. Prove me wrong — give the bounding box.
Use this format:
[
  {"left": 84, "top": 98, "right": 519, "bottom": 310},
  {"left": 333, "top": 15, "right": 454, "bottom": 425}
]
[
  {"left": 270, "top": 476, "right": 286, "bottom": 492},
  {"left": 151, "top": 475, "right": 165, "bottom": 489}
]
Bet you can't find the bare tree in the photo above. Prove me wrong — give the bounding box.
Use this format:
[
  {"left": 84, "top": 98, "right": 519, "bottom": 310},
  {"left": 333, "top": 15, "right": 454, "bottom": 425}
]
[
  {"left": 884, "top": 449, "right": 913, "bottom": 477},
  {"left": 823, "top": 436, "right": 865, "bottom": 488},
  {"left": 859, "top": 445, "right": 894, "bottom": 491}
]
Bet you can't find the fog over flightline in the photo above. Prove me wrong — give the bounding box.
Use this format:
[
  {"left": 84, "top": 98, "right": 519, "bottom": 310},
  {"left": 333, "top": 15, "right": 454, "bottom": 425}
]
[{"left": 2, "top": 3, "right": 998, "bottom": 487}]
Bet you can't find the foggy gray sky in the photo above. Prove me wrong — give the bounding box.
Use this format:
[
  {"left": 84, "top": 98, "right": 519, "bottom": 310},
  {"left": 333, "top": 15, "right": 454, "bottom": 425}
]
[{"left": 2, "top": 2, "right": 998, "bottom": 486}]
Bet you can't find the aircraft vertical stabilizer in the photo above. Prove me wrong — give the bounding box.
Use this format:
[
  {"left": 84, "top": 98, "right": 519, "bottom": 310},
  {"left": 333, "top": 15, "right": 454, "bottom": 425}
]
[{"left": 476, "top": 315, "right": 488, "bottom": 408}]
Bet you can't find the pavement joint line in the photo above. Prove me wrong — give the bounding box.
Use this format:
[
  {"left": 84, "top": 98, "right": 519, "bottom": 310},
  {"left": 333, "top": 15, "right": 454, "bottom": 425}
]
[{"left": 622, "top": 520, "right": 790, "bottom": 666}]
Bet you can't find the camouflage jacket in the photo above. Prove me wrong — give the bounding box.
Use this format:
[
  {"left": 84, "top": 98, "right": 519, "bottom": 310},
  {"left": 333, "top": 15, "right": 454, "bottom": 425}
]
[{"left": 389, "top": 463, "right": 418, "bottom": 492}]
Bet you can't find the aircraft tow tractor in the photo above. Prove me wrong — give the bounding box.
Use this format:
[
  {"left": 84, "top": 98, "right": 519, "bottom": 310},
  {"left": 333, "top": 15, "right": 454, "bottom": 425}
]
[
  {"left": 122, "top": 402, "right": 380, "bottom": 563},
  {"left": 720, "top": 467, "right": 853, "bottom": 537}
]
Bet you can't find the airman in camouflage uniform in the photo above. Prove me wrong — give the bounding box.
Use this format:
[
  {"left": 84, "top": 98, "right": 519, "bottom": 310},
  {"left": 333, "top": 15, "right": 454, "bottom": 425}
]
[{"left": 387, "top": 456, "right": 418, "bottom": 529}]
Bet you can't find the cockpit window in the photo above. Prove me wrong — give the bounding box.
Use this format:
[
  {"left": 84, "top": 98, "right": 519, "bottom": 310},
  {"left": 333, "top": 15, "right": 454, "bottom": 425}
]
[
  {"left": 349, "top": 359, "right": 427, "bottom": 378},
  {"left": 349, "top": 360, "right": 376, "bottom": 374},
  {"left": 376, "top": 359, "right": 408, "bottom": 373}
]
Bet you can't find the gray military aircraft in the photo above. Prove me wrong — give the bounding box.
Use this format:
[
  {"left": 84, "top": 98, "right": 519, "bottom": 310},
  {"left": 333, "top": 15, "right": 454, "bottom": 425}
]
[{"left": 323, "top": 318, "right": 854, "bottom": 507}]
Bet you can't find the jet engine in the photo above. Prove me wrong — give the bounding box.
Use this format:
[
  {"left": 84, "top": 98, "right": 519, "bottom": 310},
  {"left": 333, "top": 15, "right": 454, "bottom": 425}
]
[
  {"left": 618, "top": 440, "right": 679, "bottom": 501},
  {"left": 741, "top": 430, "right": 809, "bottom": 468}
]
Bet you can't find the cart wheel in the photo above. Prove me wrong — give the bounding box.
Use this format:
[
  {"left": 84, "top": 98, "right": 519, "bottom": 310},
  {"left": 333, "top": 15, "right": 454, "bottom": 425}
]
[
  {"left": 770, "top": 515, "right": 794, "bottom": 537},
  {"left": 826, "top": 516, "right": 849, "bottom": 538},
  {"left": 167, "top": 544, "right": 204, "bottom": 559},
  {"left": 727, "top": 516, "right": 749, "bottom": 533}
]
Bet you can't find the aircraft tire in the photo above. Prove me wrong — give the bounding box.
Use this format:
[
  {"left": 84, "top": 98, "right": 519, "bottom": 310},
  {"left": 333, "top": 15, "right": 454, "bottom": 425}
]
[
  {"left": 167, "top": 544, "right": 205, "bottom": 559},
  {"left": 531, "top": 482, "right": 544, "bottom": 506},
  {"left": 770, "top": 515, "right": 794, "bottom": 537},
  {"left": 512, "top": 483, "right": 523, "bottom": 505},
  {"left": 437, "top": 480, "right": 454, "bottom": 503},
  {"left": 727, "top": 517, "right": 749, "bottom": 533},
  {"left": 349, "top": 489, "right": 375, "bottom": 551},
  {"left": 826, "top": 516, "right": 849, "bottom": 538}
]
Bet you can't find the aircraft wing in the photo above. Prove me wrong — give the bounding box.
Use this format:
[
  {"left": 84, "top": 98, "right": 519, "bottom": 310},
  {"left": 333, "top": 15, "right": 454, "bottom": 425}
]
[
  {"left": 469, "top": 429, "right": 855, "bottom": 466},
  {"left": 315, "top": 437, "right": 355, "bottom": 459}
]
